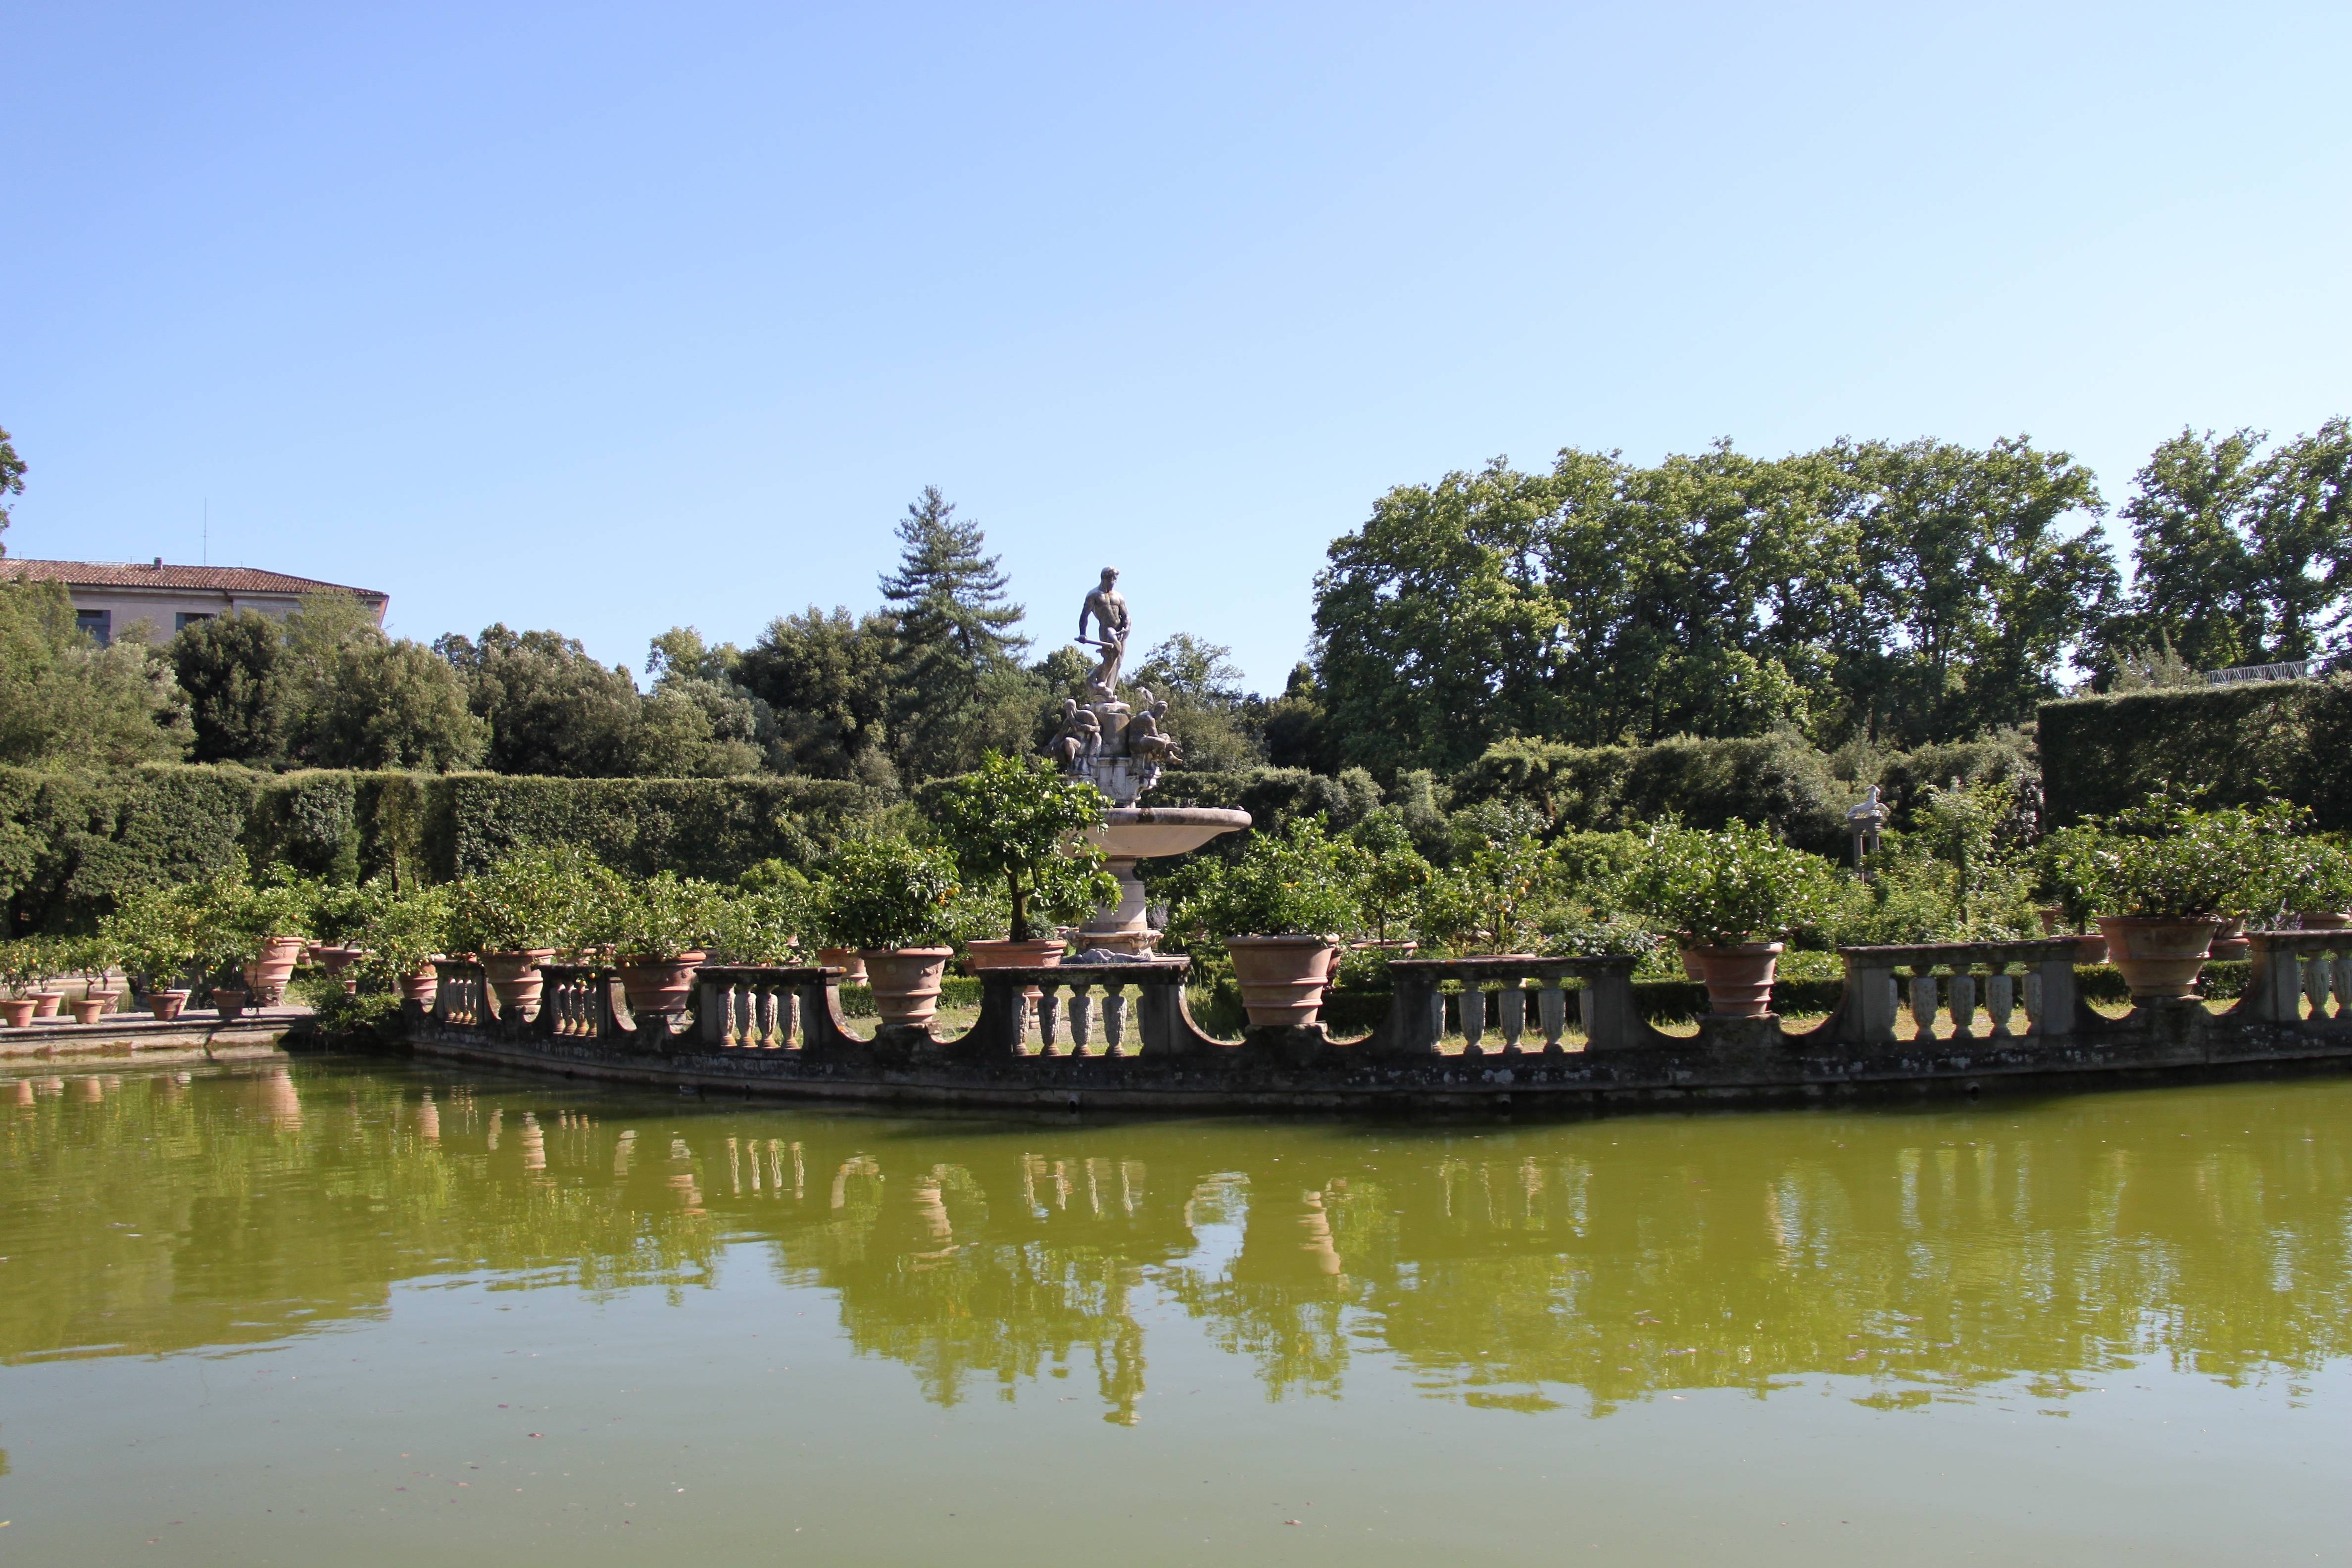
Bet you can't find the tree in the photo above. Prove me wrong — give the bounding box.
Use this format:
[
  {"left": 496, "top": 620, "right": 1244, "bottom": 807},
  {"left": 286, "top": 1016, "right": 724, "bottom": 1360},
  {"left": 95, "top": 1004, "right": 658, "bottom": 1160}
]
[
  {"left": 436, "top": 624, "right": 644, "bottom": 776},
  {"left": 302, "top": 639, "right": 485, "bottom": 771},
  {"left": 1832, "top": 436, "right": 2116, "bottom": 742},
  {"left": 0, "top": 579, "right": 191, "bottom": 767},
  {"left": 927, "top": 750, "right": 1116, "bottom": 942},
  {"left": 736, "top": 607, "right": 899, "bottom": 784},
  {"left": 1133, "top": 633, "right": 1261, "bottom": 771},
  {"left": 877, "top": 487, "right": 1031, "bottom": 778},
  {"left": 2113, "top": 428, "right": 2268, "bottom": 672},
  {"left": 0, "top": 424, "right": 24, "bottom": 555},
  {"left": 173, "top": 609, "right": 288, "bottom": 764},
  {"left": 2109, "top": 420, "right": 2352, "bottom": 674},
  {"left": 645, "top": 626, "right": 778, "bottom": 776}
]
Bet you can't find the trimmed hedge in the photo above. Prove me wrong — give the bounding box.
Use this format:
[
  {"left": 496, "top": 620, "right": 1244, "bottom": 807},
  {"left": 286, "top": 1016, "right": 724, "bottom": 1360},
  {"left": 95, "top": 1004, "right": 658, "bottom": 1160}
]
[
  {"left": 0, "top": 765, "right": 887, "bottom": 935},
  {"left": 2038, "top": 677, "right": 2352, "bottom": 827},
  {"left": 1452, "top": 734, "right": 1849, "bottom": 853}
]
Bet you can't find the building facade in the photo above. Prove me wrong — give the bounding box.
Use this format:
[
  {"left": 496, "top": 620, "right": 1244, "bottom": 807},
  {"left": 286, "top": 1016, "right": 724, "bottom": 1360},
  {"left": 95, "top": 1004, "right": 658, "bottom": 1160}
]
[{"left": 1, "top": 558, "right": 389, "bottom": 644}]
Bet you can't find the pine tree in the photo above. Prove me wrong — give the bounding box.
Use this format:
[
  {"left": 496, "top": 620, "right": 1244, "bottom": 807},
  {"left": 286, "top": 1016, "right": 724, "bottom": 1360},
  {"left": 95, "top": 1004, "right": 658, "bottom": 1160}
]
[{"left": 877, "top": 488, "right": 1031, "bottom": 775}]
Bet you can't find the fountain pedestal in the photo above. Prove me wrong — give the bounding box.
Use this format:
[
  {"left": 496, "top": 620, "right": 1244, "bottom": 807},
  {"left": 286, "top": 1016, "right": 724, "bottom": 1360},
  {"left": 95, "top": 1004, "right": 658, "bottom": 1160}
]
[{"left": 1081, "top": 806, "right": 1252, "bottom": 952}]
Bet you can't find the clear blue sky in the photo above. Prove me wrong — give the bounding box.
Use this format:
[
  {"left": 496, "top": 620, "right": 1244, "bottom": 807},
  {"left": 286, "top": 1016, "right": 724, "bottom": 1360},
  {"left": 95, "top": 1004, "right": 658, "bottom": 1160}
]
[{"left": 6, "top": 2, "right": 2348, "bottom": 690}]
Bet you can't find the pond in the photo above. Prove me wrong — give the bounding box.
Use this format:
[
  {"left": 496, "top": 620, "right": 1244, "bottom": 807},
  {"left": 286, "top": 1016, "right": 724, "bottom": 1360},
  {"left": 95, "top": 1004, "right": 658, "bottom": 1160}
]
[{"left": 2, "top": 1056, "right": 2345, "bottom": 1564}]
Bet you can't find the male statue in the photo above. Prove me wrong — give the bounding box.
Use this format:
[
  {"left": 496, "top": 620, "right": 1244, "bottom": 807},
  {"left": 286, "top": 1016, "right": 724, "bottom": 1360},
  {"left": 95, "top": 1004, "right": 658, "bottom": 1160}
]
[{"left": 1078, "top": 567, "right": 1129, "bottom": 702}]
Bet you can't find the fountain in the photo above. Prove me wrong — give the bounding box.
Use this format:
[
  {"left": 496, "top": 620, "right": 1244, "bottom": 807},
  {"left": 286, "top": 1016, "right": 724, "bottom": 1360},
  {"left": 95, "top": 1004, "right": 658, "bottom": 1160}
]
[{"left": 1045, "top": 567, "right": 1250, "bottom": 952}]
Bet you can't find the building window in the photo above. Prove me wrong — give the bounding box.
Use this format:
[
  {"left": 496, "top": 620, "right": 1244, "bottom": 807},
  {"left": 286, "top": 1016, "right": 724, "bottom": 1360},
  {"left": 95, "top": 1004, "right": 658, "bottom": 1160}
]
[
  {"left": 77, "top": 610, "right": 112, "bottom": 646},
  {"left": 174, "top": 612, "right": 214, "bottom": 633}
]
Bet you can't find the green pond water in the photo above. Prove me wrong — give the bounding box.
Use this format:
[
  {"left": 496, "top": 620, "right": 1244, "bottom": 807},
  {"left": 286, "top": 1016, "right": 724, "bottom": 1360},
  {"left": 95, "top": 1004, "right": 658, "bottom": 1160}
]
[{"left": 3, "top": 1056, "right": 2348, "bottom": 1565}]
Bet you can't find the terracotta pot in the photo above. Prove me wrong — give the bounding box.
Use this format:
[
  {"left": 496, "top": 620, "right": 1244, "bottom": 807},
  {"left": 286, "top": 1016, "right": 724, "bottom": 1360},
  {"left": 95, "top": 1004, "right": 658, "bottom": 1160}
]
[
  {"left": 1690, "top": 941, "right": 1784, "bottom": 1019},
  {"left": 1678, "top": 947, "right": 1706, "bottom": 982},
  {"left": 211, "top": 985, "right": 252, "bottom": 1020},
  {"left": 30, "top": 989, "right": 64, "bottom": 1019},
  {"left": 858, "top": 947, "right": 953, "bottom": 1028},
  {"left": 2209, "top": 915, "right": 2251, "bottom": 963},
  {"left": 2038, "top": 906, "right": 2065, "bottom": 934},
  {"left": 481, "top": 950, "right": 557, "bottom": 1019},
  {"left": 399, "top": 967, "right": 441, "bottom": 1007},
  {"left": 963, "top": 938, "right": 1067, "bottom": 971},
  {"left": 816, "top": 946, "right": 869, "bottom": 984},
  {"left": 147, "top": 989, "right": 191, "bottom": 1021},
  {"left": 2298, "top": 912, "right": 2352, "bottom": 931},
  {"left": 70, "top": 994, "right": 116, "bottom": 1024},
  {"left": 0, "top": 998, "right": 34, "bottom": 1028},
  {"left": 617, "top": 951, "right": 706, "bottom": 1021},
  {"left": 1227, "top": 934, "right": 1341, "bottom": 1028},
  {"left": 310, "top": 944, "right": 359, "bottom": 977},
  {"left": 241, "top": 934, "right": 305, "bottom": 1006},
  {"left": 2096, "top": 916, "right": 2219, "bottom": 1000},
  {"left": 2071, "top": 931, "right": 2109, "bottom": 965}
]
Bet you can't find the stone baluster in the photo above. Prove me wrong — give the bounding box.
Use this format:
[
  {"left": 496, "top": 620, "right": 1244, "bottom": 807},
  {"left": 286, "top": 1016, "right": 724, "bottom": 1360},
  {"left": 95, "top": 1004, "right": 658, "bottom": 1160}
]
[
  {"left": 2305, "top": 955, "right": 2332, "bottom": 1021},
  {"left": 1948, "top": 970, "right": 1977, "bottom": 1041},
  {"left": 1070, "top": 983, "right": 1094, "bottom": 1055},
  {"left": 1498, "top": 981, "right": 1526, "bottom": 1051},
  {"left": 2333, "top": 947, "right": 2352, "bottom": 1022},
  {"left": 1910, "top": 972, "right": 1939, "bottom": 1040},
  {"left": 1038, "top": 984, "right": 1062, "bottom": 1054},
  {"left": 1985, "top": 967, "right": 2015, "bottom": 1039},
  {"left": 1461, "top": 986, "right": 1486, "bottom": 1053},
  {"left": 1537, "top": 981, "right": 1567, "bottom": 1051},
  {"left": 1428, "top": 988, "right": 1447, "bottom": 1044},
  {"left": 1103, "top": 986, "right": 1127, "bottom": 1054}
]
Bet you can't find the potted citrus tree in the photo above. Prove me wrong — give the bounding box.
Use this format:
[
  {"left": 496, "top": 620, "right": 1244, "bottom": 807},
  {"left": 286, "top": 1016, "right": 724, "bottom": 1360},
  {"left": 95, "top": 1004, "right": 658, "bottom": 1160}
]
[
  {"left": 2073, "top": 791, "right": 2269, "bottom": 999},
  {"left": 596, "top": 872, "right": 731, "bottom": 1025},
  {"left": 447, "top": 848, "right": 613, "bottom": 1019},
  {"left": 1623, "top": 822, "right": 1839, "bottom": 1018},
  {"left": 102, "top": 888, "right": 203, "bottom": 1019},
  {"left": 2265, "top": 829, "right": 2352, "bottom": 931},
  {"left": 928, "top": 751, "right": 1116, "bottom": 971},
  {"left": 65, "top": 933, "right": 122, "bottom": 1023},
  {"left": 352, "top": 881, "right": 454, "bottom": 1008},
  {"left": 232, "top": 865, "right": 318, "bottom": 1006},
  {"left": 15, "top": 935, "right": 68, "bottom": 1019},
  {"left": 0, "top": 941, "right": 41, "bottom": 1028},
  {"left": 811, "top": 837, "right": 962, "bottom": 1028},
  {"left": 712, "top": 865, "right": 810, "bottom": 965},
  {"left": 1173, "top": 818, "right": 1364, "bottom": 1028}
]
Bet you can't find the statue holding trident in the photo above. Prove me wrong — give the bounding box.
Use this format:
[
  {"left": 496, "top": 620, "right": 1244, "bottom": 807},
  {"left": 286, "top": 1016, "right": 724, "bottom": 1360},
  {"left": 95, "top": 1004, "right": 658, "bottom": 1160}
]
[{"left": 1078, "top": 566, "right": 1130, "bottom": 702}]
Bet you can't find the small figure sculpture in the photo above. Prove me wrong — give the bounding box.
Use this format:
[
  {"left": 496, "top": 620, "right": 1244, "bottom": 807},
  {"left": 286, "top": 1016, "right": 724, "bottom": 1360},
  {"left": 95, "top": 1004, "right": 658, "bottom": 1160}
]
[
  {"left": 1048, "top": 699, "right": 1101, "bottom": 773},
  {"left": 1047, "top": 699, "right": 1086, "bottom": 771},
  {"left": 1129, "top": 698, "right": 1184, "bottom": 768},
  {"left": 1847, "top": 784, "right": 1890, "bottom": 880},
  {"left": 1078, "top": 566, "right": 1129, "bottom": 702}
]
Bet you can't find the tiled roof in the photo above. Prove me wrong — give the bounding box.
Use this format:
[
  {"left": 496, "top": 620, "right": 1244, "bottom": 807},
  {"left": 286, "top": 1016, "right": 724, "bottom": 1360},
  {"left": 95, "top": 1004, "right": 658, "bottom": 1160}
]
[{"left": 0, "top": 558, "right": 386, "bottom": 598}]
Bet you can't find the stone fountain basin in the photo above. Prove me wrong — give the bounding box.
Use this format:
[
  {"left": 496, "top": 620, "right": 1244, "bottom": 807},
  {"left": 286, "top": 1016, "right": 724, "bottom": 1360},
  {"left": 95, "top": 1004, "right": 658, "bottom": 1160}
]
[{"left": 1093, "top": 806, "right": 1251, "bottom": 860}]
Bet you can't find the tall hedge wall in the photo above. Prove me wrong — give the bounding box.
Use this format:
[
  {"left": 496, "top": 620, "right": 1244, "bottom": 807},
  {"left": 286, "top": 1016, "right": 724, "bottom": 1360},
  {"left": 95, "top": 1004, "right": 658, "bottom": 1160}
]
[
  {"left": 0, "top": 765, "right": 886, "bottom": 935},
  {"left": 2038, "top": 676, "right": 2352, "bottom": 827}
]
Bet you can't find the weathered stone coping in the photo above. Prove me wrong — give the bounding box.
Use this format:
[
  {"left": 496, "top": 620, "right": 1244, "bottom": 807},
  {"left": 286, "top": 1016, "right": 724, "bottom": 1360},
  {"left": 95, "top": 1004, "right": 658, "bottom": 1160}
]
[{"left": 1, "top": 1007, "right": 306, "bottom": 1057}]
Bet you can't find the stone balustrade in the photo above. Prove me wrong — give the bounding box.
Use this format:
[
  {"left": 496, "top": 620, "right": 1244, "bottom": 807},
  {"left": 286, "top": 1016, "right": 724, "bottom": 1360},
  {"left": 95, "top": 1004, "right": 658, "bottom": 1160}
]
[
  {"left": 2238, "top": 932, "right": 2352, "bottom": 1024},
  {"left": 402, "top": 932, "right": 2352, "bottom": 1108},
  {"left": 1831, "top": 939, "right": 2084, "bottom": 1047}
]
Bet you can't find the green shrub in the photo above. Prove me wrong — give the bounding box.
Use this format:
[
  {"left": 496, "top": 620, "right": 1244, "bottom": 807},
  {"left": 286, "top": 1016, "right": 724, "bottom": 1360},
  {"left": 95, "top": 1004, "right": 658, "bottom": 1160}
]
[
  {"left": 1622, "top": 822, "right": 1841, "bottom": 945},
  {"left": 1168, "top": 818, "right": 1365, "bottom": 943},
  {"left": 2052, "top": 790, "right": 2284, "bottom": 919},
  {"left": 593, "top": 872, "right": 734, "bottom": 960},
  {"left": 446, "top": 846, "right": 618, "bottom": 955},
  {"left": 812, "top": 837, "right": 961, "bottom": 950}
]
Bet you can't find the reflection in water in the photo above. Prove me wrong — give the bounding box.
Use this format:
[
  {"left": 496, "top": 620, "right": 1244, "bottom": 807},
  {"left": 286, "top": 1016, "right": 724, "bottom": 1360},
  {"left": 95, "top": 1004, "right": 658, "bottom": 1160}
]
[{"left": 5, "top": 1060, "right": 2352, "bottom": 1431}]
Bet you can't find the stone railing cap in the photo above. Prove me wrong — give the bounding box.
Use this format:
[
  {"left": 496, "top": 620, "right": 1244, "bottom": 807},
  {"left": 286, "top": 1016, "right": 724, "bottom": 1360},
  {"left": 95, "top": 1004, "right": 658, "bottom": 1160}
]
[{"left": 1837, "top": 938, "right": 2081, "bottom": 964}]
